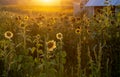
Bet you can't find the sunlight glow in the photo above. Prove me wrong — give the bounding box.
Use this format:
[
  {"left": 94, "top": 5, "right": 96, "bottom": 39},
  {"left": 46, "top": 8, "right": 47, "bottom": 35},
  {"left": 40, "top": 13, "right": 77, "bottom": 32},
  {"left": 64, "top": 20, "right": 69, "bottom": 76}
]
[
  {"left": 42, "top": 0, "right": 52, "bottom": 3},
  {"left": 33, "top": 0, "right": 61, "bottom": 6}
]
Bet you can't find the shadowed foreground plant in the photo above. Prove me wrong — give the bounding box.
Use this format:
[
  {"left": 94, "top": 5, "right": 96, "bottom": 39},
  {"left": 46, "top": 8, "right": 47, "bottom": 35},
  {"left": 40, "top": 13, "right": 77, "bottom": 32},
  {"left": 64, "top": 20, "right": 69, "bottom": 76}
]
[
  {"left": 87, "top": 42, "right": 106, "bottom": 77},
  {"left": 0, "top": 31, "right": 15, "bottom": 77},
  {"left": 0, "top": 8, "right": 120, "bottom": 77},
  {"left": 56, "top": 33, "right": 66, "bottom": 77}
]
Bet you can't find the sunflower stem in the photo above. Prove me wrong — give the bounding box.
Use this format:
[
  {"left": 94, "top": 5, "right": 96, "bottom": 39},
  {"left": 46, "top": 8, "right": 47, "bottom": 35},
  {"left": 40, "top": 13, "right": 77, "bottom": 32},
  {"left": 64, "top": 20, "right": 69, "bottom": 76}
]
[
  {"left": 44, "top": 34, "right": 49, "bottom": 77},
  {"left": 23, "top": 28, "right": 26, "bottom": 52},
  {"left": 77, "top": 35, "right": 82, "bottom": 77}
]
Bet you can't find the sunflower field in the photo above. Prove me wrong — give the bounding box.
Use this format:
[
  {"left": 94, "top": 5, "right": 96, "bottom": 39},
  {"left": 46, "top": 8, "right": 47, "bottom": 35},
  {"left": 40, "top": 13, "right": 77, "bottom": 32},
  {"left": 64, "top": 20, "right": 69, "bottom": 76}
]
[{"left": 0, "top": 6, "right": 120, "bottom": 77}]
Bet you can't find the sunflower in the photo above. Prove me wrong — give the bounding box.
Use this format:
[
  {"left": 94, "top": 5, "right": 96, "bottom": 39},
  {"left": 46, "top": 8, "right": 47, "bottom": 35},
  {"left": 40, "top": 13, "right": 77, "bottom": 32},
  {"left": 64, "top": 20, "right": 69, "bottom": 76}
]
[
  {"left": 48, "top": 27, "right": 53, "bottom": 32},
  {"left": 46, "top": 40, "right": 56, "bottom": 52},
  {"left": 24, "top": 16, "right": 29, "bottom": 20},
  {"left": 19, "top": 22, "right": 27, "bottom": 29},
  {"left": 38, "top": 22, "right": 43, "bottom": 27},
  {"left": 4, "top": 31, "right": 13, "bottom": 39},
  {"left": 75, "top": 28, "right": 81, "bottom": 34},
  {"left": 56, "top": 33, "right": 63, "bottom": 40},
  {"left": 70, "top": 17, "right": 76, "bottom": 23},
  {"left": 35, "top": 34, "right": 40, "bottom": 39}
]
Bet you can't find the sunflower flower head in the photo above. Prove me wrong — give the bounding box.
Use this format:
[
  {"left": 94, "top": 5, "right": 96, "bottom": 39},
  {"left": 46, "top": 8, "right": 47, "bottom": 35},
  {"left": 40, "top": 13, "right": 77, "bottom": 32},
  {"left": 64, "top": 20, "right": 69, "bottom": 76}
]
[
  {"left": 35, "top": 34, "right": 40, "bottom": 39},
  {"left": 24, "top": 16, "right": 29, "bottom": 20},
  {"left": 19, "top": 22, "right": 27, "bottom": 29},
  {"left": 75, "top": 28, "right": 81, "bottom": 34},
  {"left": 48, "top": 27, "right": 53, "bottom": 32},
  {"left": 4, "top": 31, "right": 13, "bottom": 39},
  {"left": 46, "top": 40, "right": 56, "bottom": 52},
  {"left": 56, "top": 33, "right": 63, "bottom": 40}
]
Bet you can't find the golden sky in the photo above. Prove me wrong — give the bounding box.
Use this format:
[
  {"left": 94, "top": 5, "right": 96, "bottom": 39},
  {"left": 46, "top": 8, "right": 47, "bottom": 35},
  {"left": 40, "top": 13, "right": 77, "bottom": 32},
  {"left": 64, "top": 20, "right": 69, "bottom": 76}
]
[{"left": 30, "top": 0, "right": 61, "bottom": 5}]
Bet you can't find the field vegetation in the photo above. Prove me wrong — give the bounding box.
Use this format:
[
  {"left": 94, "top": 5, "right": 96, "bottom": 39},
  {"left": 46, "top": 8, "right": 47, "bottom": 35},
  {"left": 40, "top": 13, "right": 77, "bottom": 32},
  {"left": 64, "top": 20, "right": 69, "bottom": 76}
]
[{"left": 0, "top": 5, "right": 120, "bottom": 77}]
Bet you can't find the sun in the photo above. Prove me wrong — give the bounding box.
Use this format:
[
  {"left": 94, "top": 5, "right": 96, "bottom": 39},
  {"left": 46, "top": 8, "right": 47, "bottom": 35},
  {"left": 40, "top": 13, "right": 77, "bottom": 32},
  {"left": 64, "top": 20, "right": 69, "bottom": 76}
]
[
  {"left": 40, "top": 0, "right": 58, "bottom": 5},
  {"left": 43, "top": 0, "right": 52, "bottom": 3},
  {"left": 33, "top": 0, "right": 60, "bottom": 6},
  {"left": 41, "top": 0, "right": 54, "bottom": 5}
]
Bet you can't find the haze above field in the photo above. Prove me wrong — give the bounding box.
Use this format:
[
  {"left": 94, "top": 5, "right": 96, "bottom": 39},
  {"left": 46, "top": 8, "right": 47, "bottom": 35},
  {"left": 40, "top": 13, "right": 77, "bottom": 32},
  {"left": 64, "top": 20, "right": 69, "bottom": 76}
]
[{"left": 0, "top": 0, "right": 74, "bottom": 6}]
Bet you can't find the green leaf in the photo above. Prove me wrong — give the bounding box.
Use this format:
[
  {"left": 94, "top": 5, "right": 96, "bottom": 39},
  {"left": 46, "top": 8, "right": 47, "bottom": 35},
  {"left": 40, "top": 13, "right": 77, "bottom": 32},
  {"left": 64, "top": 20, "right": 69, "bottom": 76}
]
[
  {"left": 39, "top": 73, "right": 46, "bottom": 77},
  {"left": 116, "top": 32, "right": 119, "bottom": 38},
  {"left": 49, "top": 68, "right": 57, "bottom": 73},
  {"left": 37, "top": 50, "right": 43, "bottom": 54},
  {"left": 34, "top": 58, "right": 39, "bottom": 63},
  {"left": 38, "top": 64, "right": 44, "bottom": 69},
  {"left": 17, "top": 64, "right": 22, "bottom": 71},
  {"left": 31, "top": 47, "right": 36, "bottom": 54},
  {"left": 48, "top": 68, "right": 57, "bottom": 77},
  {"left": 27, "top": 38, "right": 32, "bottom": 43},
  {"left": 61, "top": 58, "right": 66, "bottom": 64},
  {"left": 61, "top": 51, "right": 66, "bottom": 58},
  {"left": 16, "top": 43, "right": 22, "bottom": 48},
  {"left": 36, "top": 44, "right": 42, "bottom": 48},
  {"left": 18, "top": 55, "right": 23, "bottom": 62}
]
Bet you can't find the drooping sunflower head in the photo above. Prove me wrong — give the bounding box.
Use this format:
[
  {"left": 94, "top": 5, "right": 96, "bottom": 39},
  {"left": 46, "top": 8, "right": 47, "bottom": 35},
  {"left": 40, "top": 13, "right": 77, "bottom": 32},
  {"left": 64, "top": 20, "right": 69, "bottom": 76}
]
[
  {"left": 4, "top": 31, "right": 13, "bottom": 39},
  {"left": 56, "top": 33, "right": 63, "bottom": 40},
  {"left": 46, "top": 40, "right": 56, "bottom": 52}
]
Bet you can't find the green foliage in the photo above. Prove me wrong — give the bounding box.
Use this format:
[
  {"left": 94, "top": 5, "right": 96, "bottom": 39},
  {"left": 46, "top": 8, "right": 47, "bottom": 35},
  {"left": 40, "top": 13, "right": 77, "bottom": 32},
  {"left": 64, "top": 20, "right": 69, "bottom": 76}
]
[{"left": 0, "top": 6, "right": 120, "bottom": 77}]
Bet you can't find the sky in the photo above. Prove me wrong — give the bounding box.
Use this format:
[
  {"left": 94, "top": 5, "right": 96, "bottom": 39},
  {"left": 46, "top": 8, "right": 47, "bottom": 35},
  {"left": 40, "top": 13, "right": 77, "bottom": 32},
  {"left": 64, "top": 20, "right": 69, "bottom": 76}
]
[{"left": 0, "top": 0, "right": 74, "bottom": 5}]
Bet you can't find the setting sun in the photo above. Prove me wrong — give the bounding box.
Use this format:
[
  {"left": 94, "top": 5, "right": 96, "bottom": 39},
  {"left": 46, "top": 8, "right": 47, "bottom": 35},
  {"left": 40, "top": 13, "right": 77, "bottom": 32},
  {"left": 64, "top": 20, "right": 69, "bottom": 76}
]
[
  {"left": 32, "top": 0, "right": 61, "bottom": 6},
  {"left": 42, "top": 0, "right": 52, "bottom": 3}
]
